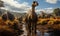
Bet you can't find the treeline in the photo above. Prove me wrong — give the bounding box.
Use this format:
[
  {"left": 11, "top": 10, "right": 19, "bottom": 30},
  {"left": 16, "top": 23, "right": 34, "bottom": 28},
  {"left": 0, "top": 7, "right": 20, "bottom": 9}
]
[
  {"left": 38, "top": 8, "right": 60, "bottom": 30},
  {"left": 38, "top": 8, "right": 60, "bottom": 18},
  {"left": 0, "top": 12, "right": 24, "bottom": 36}
]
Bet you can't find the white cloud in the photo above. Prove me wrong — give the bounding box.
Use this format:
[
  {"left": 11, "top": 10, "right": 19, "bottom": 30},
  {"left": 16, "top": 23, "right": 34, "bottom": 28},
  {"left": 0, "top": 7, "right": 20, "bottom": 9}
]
[
  {"left": 1, "top": 7, "right": 9, "bottom": 10},
  {"left": 45, "top": 9, "right": 53, "bottom": 13},
  {"left": 44, "top": 8, "right": 53, "bottom": 9},
  {"left": 36, "top": 8, "right": 53, "bottom": 14},
  {"left": 1, "top": 0, "right": 54, "bottom": 13},
  {"left": 44, "top": 8, "right": 53, "bottom": 14},
  {"left": 46, "top": 0, "right": 57, "bottom": 4},
  {"left": 1, "top": 0, "right": 31, "bottom": 13}
]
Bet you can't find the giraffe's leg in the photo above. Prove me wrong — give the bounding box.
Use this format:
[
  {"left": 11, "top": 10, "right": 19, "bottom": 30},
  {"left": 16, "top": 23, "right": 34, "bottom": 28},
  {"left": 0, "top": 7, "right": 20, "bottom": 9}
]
[
  {"left": 31, "top": 23, "right": 37, "bottom": 36},
  {"left": 27, "top": 23, "right": 31, "bottom": 36},
  {"left": 34, "top": 23, "right": 37, "bottom": 36}
]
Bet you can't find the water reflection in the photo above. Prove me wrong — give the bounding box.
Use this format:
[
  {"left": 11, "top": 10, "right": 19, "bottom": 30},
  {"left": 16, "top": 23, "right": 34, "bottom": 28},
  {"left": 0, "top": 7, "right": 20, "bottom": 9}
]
[
  {"left": 37, "top": 30, "right": 50, "bottom": 36},
  {"left": 49, "top": 29, "right": 60, "bottom": 36},
  {"left": 21, "top": 24, "right": 51, "bottom": 36},
  {"left": 21, "top": 24, "right": 60, "bottom": 36},
  {"left": 37, "top": 30, "right": 60, "bottom": 36},
  {"left": 44, "top": 32, "right": 50, "bottom": 36}
]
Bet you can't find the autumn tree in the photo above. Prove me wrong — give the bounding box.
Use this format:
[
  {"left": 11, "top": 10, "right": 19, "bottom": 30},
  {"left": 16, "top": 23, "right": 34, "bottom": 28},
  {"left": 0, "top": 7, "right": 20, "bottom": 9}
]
[
  {"left": 0, "top": 0, "right": 4, "bottom": 16},
  {"left": 0, "top": 0, "right": 4, "bottom": 7},
  {"left": 53, "top": 8, "right": 60, "bottom": 16}
]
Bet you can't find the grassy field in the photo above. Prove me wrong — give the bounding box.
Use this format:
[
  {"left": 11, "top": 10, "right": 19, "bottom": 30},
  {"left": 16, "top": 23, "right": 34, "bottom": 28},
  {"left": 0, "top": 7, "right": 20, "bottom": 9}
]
[{"left": 37, "top": 17, "right": 60, "bottom": 31}]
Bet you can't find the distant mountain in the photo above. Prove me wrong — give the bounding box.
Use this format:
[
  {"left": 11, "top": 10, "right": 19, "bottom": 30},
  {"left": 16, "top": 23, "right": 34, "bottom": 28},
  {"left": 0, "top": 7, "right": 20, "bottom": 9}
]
[
  {"left": 0, "top": 9, "right": 6, "bottom": 16},
  {"left": 11, "top": 12, "right": 26, "bottom": 17},
  {"left": 0, "top": 9, "right": 27, "bottom": 17}
]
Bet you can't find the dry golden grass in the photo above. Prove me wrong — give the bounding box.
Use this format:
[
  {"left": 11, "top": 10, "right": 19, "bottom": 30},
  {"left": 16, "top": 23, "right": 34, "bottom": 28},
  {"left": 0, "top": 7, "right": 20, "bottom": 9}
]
[
  {"left": 38, "top": 17, "right": 60, "bottom": 24},
  {"left": 37, "top": 17, "right": 60, "bottom": 30}
]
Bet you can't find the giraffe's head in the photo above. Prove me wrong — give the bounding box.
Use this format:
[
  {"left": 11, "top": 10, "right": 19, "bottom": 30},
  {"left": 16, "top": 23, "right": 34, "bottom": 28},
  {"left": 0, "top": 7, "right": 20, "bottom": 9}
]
[{"left": 32, "top": 1, "right": 38, "bottom": 7}]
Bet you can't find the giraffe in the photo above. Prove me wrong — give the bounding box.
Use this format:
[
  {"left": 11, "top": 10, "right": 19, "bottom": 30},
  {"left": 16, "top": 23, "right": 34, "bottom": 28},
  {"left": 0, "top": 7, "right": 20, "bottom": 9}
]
[{"left": 25, "top": 1, "right": 38, "bottom": 36}]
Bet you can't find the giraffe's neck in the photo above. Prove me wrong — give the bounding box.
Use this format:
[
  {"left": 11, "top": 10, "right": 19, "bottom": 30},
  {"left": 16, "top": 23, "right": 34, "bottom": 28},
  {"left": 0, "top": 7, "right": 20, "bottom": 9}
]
[{"left": 32, "top": 6, "right": 35, "bottom": 13}]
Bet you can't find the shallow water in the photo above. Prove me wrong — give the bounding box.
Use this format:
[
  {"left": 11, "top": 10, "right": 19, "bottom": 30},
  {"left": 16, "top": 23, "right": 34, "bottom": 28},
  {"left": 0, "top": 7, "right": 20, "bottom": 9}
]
[
  {"left": 20, "top": 24, "right": 51, "bottom": 36},
  {"left": 37, "top": 30, "right": 50, "bottom": 36}
]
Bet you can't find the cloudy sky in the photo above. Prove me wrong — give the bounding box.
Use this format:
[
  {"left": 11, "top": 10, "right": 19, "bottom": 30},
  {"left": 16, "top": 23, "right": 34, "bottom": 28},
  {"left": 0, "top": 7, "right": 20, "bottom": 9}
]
[{"left": 1, "top": 0, "right": 60, "bottom": 13}]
